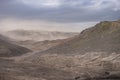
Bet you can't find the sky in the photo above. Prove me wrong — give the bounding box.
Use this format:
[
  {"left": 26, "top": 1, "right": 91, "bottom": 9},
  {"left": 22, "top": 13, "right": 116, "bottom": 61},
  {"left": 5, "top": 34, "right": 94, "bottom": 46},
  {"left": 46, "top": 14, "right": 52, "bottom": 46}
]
[{"left": 0, "top": 0, "right": 120, "bottom": 32}]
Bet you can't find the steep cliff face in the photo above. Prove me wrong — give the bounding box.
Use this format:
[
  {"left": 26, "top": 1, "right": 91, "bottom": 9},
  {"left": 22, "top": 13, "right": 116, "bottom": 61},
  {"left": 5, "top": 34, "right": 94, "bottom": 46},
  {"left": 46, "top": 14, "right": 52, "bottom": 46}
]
[{"left": 44, "top": 20, "right": 120, "bottom": 54}]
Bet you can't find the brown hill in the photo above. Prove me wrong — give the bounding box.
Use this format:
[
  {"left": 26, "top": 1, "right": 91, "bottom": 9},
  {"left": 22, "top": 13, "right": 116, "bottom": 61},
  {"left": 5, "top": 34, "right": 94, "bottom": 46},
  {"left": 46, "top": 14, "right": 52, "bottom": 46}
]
[
  {"left": 43, "top": 19, "right": 120, "bottom": 54},
  {"left": 0, "top": 34, "right": 31, "bottom": 57},
  {"left": 16, "top": 38, "right": 71, "bottom": 51}
]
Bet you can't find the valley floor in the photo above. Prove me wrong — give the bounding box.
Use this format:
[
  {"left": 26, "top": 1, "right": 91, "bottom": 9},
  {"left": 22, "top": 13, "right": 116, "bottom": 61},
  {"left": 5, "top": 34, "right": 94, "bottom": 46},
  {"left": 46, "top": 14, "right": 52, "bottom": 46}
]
[
  {"left": 0, "top": 58, "right": 74, "bottom": 80},
  {"left": 1, "top": 52, "right": 120, "bottom": 80}
]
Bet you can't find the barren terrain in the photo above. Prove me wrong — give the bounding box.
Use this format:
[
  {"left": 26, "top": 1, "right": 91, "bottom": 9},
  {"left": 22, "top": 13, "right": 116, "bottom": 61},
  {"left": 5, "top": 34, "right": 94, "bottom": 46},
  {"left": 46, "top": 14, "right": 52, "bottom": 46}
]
[{"left": 1, "top": 20, "right": 120, "bottom": 80}]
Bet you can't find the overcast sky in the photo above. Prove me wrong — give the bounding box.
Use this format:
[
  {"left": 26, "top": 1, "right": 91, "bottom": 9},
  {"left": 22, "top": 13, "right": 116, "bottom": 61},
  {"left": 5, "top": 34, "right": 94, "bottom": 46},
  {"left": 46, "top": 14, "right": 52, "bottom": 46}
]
[{"left": 0, "top": 0, "right": 120, "bottom": 32}]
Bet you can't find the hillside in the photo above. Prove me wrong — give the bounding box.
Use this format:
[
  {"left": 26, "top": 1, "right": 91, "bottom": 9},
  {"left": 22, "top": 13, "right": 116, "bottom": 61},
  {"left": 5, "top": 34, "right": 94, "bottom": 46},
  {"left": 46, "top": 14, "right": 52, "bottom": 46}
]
[
  {"left": 14, "top": 20, "right": 120, "bottom": 80},
  {"left": 0, "top": 34, "right": 31, "bottom": 57},
  {"left": 5, "top": 19, "right": 120, "bottom": 80},
  {"left": 3, "top": 30, "right": 78, "bottom": 41},
  {"left": 17, "top": 39, "right": 67, "bottom": 51},
  {"left": 43, "top": 20, "right": 120, "bottom": 54}
]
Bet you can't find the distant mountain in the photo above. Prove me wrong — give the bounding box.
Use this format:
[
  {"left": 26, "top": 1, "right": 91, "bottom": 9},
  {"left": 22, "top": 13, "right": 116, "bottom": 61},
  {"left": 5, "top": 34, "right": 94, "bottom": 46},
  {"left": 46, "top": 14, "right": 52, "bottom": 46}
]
[
  {"left": 4, "top": 30, "right": 78, "bottom": 41},
  {"left": 16, "top": 39, "right": 70, "bottom": 51},
  {"left": 43, "top": 19, "right": 120, "bottom": 54},
  {"left": 0, "top": 34, "right": 31, "bottom": 57}
]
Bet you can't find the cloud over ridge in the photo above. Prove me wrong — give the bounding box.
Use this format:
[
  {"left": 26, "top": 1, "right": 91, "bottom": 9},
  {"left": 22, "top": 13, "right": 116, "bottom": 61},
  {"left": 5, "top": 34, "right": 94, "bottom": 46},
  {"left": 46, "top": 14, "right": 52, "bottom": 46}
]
[{"left": 0, "top": 0, "right": 120, "bottom": 22}]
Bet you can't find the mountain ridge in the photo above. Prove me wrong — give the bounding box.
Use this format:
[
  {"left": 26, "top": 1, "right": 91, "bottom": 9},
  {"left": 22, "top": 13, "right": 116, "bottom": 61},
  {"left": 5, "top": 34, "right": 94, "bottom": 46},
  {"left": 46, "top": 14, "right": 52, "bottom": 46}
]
[
  {"left": 3, "top": 30, "right": 78, "bottom": 41},
  {"left": 42, "top": 19, "right": 120, "bottom": 54}
]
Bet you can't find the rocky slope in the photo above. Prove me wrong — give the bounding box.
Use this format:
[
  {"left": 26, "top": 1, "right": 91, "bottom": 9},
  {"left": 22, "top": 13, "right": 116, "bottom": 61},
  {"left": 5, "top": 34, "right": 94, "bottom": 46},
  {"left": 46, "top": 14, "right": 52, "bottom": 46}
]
[
  {"left": 43, "top": 19, "right": 120, "bottom": 54},
  {"left": 1, "top": 20, "right": 120, "bottom": 80},
  {"left": 14, "top": 19, "right": 120, "bottom": 80},
  {"left": 0, "top": 58, "right": 73, "bottom": 80},
  {"left": 0, "top": 34, "right": 31, "bottom": 57},
  {"left": 0, "top": 34, "right": 74, "bottom": 80}
]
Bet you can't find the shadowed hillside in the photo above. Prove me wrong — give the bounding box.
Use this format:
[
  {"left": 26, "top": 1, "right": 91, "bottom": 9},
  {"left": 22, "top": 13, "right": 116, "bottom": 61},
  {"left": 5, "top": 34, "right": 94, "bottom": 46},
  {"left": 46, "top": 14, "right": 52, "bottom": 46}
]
[{"left": 0, "top": 34, "right": 31, "bottom": 57}]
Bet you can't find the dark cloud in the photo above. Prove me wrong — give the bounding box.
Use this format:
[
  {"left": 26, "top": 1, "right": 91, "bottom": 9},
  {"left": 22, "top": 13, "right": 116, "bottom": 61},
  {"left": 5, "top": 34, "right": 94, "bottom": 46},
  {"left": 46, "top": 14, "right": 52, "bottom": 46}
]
[{"left": 0, "top": 0, "right": 120, "bottom": 23}]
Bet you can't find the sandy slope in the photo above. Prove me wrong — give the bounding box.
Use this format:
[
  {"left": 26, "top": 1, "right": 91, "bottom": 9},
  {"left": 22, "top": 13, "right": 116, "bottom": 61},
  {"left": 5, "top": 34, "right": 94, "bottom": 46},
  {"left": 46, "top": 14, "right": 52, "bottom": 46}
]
[{"left": 0, "top": 34, "right": 31, "bottom": 57}]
